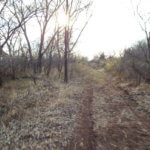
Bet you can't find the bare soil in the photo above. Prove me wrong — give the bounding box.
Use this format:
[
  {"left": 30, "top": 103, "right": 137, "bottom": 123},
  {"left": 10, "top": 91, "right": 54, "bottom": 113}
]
[
  {"left": 92, "top": 72, "right": 150, "bottom": 150},
  {"left": 65, "top": 79, "right": 96, "bottom": 150}
]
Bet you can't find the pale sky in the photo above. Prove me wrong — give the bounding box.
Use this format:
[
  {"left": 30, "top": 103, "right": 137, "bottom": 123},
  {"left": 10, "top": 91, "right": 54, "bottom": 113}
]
[
  {"left": 21, "top": 0, "right": 149, "bottom": 59},
  {"left": 77, "top": 0, "right": 148, "bottom": 59}
]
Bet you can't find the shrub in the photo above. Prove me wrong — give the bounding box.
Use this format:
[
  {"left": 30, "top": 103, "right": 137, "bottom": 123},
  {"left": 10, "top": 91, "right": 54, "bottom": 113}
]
[{"left": 106, "top": 41, "right": 150, "bottom": 85}]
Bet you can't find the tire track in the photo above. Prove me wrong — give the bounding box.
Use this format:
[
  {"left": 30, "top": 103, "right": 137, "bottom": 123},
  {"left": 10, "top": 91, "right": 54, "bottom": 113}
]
[
  {"left": 66, "top": 81, "right": 96, "bottom": 150},
  {"left": 92, "top": 76, "right": 150, "bottom": 150}
]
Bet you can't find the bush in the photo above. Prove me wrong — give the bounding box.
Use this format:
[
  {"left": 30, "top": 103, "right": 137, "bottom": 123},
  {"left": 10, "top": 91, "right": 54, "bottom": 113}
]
[
  {"left": 105, "top": 57, "right": 120, "bottom": 73},
  {"left": 106, "top": 40, "right": 150, "bottom": 85}
]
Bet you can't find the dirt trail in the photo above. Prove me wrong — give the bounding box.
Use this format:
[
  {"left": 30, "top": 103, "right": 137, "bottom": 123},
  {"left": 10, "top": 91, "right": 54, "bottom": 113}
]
[
  {"left": 64, "top": 72, "right": 150, "bottom": 150},
  {"left": 66, "top": 79, "right": 96, "bottom": 150},
  {"left": 92, "top": 72, "right": 150, "bottom": 150},
  {"left": 1, "top": 72, "right": 150, "bottom": 150}
]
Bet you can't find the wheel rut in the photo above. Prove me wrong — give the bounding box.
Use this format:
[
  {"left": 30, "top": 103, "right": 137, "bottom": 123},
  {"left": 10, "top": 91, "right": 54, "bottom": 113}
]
[{"left": 66, "top": 81, "right": 96, "bottom": 150}]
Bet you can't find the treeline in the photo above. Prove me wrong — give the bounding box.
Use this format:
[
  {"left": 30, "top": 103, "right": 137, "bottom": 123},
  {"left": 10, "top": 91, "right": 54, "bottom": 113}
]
[
  {"left": 0, "top": 0, "right": 92, "bottom": 86},
  {"left": 99, "top": 0, "right": 150, "bottom": 86},
  {"left": 105, "top": 40, "right": 150, "bottom": 85},
  {"left": 90, "top": 39, "right": 150, "bottom": 86}
]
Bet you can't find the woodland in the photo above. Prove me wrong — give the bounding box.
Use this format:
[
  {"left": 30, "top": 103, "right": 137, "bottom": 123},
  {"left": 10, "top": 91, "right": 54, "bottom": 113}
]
[{"left": 0, "top": 0, "right": 150, "bottom": 149}]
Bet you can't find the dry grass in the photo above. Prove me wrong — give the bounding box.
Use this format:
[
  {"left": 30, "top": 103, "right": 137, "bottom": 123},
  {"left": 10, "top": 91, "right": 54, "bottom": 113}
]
[
  {"left": 1, "top": 105, "right": 24, "bottom": 126},
  {"left": 0, "top": 79, "right": 38, "bottom": 126},
  {"left": 0, "top": 95, "right": 36, "bottom": 126},
  {"left": 0, "top": 74, "right": 84, "bottom": 150},
  {"left": 0, "top": 73, "right": 83, "bottom": 127},
  {"left": 1, "top": 64, "right": 150, "bottom": 149},
  {"left": 3, "top": 78, "right": 32, "bottom": 90}
]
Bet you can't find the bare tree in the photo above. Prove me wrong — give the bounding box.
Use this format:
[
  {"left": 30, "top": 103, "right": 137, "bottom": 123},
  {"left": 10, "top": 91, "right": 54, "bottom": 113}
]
[
  {"left": 34, "top": 0, "right": 64, "bottom": 72},
  {"left": 0, "top": 0, "right": 36, "bottom": 51},
  {"left": 64, "top": 0, "right": 69, "bottom": 83},
  {"left": 6, "top": 31, "right": 21, "bottom": 79},
  {"left": 56, "top": 27, "right": 63, "bottom": 78},
  {"left": 63, "top": 0, "right": 92, "bottom": 83},
  {"left": 0, "top": 0, "right": 8, "bottom": 86},
  {"left": 0, "top": 0, "right": 8, "bottom": 14},
  {"left": 10, "top": 0, "right": 41, "bottom": 74},
  {"left": 131, "top": 0, "right": 150, "bottom": 61}
]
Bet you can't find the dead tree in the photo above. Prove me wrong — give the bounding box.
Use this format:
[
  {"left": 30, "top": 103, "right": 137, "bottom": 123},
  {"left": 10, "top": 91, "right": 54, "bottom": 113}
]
[{"left": 131, "top": 0, "right": 150, "bottom": 62}]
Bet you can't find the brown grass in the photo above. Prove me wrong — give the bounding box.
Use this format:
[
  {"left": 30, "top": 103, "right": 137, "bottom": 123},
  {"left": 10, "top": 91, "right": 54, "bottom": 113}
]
[{"left": 0, "top": 79, "right": 36, "bottom": 126}]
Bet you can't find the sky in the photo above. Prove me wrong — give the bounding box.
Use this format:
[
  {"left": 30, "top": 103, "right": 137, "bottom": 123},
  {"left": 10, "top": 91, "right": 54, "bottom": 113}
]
[
  {"left": 17, "top": 0, "right": 149, "bottom": 60},
  {"left": 77, "top": 0, "right": 147, "bottom": 59}
]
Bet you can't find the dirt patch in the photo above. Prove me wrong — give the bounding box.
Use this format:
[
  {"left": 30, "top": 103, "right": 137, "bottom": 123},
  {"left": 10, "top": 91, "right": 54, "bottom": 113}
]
[{"left": 66, "top": 80, "right": 96, "bottom": 150}]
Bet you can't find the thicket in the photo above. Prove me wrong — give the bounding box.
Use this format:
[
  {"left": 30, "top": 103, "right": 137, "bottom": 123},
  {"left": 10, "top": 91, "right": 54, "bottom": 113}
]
[
  {"left": 0, "top": 0, "right": 92, "bottom": 86},
  {"left": 105, "top": 41, "right": 150, "bottom": 85},
  {"left": 0, "top": 52, "right": 89, "bottom": 85}
]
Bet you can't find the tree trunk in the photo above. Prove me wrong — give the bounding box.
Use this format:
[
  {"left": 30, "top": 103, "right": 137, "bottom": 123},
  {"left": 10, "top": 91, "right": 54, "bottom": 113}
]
[
  {"left": 46, "top": 52, "right": 52, "bottom": 76},
  {"left": 57, "top": 28, "right": 62, "bottom": 79},
  {"left": 147, "top": 35, "right": 150, "bottom": 61},
  {"left": 64, "top": 0, "right": 69, "bottom": 83},
  {"left": 64, "top": 28, "right": 69, "bottom": 83},
  {"left": 11, "top": 64, "right": 16, "bottom": 80},
  {"left": 0, "top": 46, "right": 3, "bottom": 87},
  {"left": 22, "top": 25, "right": 34, "bottom": 71},
  {"left": 38, "top": 53, "right": 42, "bottom": 73},
  {"left": 0, "top": 73, "right": 3, "bottom": 87}
]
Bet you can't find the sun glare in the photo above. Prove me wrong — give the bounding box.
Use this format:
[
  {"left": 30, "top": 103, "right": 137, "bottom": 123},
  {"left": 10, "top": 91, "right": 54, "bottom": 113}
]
[{"left": 57, "top": 13, "right": 69, "bottom": 27}]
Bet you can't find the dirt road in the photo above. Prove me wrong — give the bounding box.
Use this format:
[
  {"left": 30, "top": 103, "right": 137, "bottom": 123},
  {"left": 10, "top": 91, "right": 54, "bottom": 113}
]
[
  {"left": 66, "top": 79, "right": 96, "bottom": 150},
  {"left": 67, "top": 72, "right": 150, "bottom": 150},
  {"left": 1, "top": 71, "right": 150, "bottom": 150}
]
